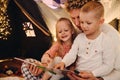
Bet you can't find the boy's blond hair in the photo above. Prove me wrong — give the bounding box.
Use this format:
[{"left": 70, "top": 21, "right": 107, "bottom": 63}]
[{"left": 81, "top": 1, "right": 104, "bottom": 19}]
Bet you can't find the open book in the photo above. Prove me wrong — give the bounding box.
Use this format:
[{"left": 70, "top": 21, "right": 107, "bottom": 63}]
[{"left": 14, "top": 57, "right": 80, "bottom": 76}]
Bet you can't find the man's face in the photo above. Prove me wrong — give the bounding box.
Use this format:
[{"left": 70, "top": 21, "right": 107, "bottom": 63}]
[{"left": 69, "top": 9, "right": 82, "bottom": 31}]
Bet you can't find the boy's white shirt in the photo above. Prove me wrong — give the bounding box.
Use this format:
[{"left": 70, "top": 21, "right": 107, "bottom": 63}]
[
  {"left": 62, "top": 31, "right": 115, "bottom": 77},
  {"left": 62, "top": 23, "right": 120, "bottom": 79}
]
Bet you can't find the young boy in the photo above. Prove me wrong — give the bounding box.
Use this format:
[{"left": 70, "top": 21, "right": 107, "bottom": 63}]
[{"left": 55, "top": 1, "right": 115, "bottom": 78}]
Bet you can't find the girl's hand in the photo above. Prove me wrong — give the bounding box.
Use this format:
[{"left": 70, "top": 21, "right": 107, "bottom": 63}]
[
  {"left": 41, "top": 53, "right": 53, "bottom": 64},
  {"left": 27, "top": 64, "right": 43, "bottom": 76},
  {"left": 25, "top": 59, "right": 43, "bottom": 76}
]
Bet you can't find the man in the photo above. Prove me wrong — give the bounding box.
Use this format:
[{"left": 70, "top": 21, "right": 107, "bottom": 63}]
[{"left": 65, "top": 0, "right": 120, "bottom": 80}]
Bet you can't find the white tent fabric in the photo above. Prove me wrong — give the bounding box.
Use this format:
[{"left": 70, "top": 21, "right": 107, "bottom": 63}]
[{"left": 101, "top": 0, "right": 120, "bottom": 23}]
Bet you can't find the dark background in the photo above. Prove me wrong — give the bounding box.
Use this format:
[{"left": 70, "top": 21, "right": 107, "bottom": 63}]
[{"left": 0, "top": 0, "right": 53, "bottom": 60}]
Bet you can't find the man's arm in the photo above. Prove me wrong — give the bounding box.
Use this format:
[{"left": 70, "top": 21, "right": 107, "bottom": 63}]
[
  {"left": 102, "top": 68, "right": 120, "bottom": 80},
  {"left": 102, "top": 45, "right": 120, "bottom": 80},
  {"left": 102, "top": 42, "right": 120, "bottom": 80}
]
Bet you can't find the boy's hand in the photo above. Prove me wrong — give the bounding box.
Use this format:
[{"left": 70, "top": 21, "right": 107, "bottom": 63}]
[
  {"left": 67, "top": 71, "right": 98, "bottom": 80},
  {"left": 79, "top": 71, "right": 93, "bottom": 79},
  {"left": 79, "top": 71, "right": 99, "bottom": 80},
  {"left": 54, "top": 62, "right": 65, "bottom": 70},
  {"left": 67, "top": 71, "right": 82, "bottom": 80}
]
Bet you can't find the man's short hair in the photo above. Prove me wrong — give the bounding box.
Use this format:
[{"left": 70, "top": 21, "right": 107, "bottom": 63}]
[{"left": 66, "top": 0, "right": 100, "bottom": 12}]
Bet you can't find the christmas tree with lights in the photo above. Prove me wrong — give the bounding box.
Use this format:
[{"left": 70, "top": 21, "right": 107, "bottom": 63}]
[{"left": 0, "top": 0, "right": 11, "bottom": 40}]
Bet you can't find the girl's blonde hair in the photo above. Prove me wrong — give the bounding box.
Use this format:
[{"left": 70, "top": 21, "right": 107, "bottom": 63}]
[{"left": 56, "top": 17, "right": 77, "bottom": 44}]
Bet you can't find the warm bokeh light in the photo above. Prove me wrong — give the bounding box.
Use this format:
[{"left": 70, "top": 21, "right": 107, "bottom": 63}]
[{"left": 0, "top": 0, "right": 11, "bottom": 40}]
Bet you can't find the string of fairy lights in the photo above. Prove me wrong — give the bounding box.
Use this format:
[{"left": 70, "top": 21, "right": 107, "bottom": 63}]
[{"left": 0, "top": 0, "right": 11, "bottom": 40}]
